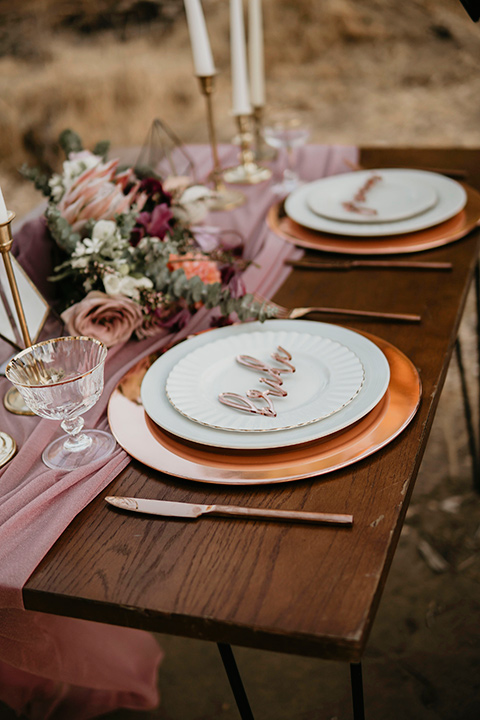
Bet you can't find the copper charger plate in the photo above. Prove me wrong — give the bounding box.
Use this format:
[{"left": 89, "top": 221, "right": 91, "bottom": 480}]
[
  {"left": 107, "top": 333, "right": 421, "bottom": 485},
  {"left": 267, "top": 183, "right": 480, "bottom": 255}
]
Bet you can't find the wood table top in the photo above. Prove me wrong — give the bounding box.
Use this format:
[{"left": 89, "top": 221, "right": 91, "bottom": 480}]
[{"left": 23, "top": 147, "right": 480, "bottom": 663}]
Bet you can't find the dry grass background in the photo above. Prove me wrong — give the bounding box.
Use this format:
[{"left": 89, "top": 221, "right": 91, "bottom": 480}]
[{"left": 0, "top": 0, "right": 480, "bottom": 216}]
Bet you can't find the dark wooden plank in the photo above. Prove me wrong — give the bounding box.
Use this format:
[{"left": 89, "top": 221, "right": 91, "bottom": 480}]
[{"left": 23, "top": 148, "right": 480, "bottom": 662}]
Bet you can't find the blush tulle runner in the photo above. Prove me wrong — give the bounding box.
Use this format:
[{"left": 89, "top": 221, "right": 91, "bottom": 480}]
[{"left": 0, "top": 144, "right": 357, "bottom": 718}]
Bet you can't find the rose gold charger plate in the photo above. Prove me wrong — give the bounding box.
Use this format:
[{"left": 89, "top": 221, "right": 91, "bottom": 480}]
[
  {"left": 107, "top": 332, "right": 421, "bottom": 485},
  {"left": 267, "top": 183, "right": 480, "bottom": 255}
]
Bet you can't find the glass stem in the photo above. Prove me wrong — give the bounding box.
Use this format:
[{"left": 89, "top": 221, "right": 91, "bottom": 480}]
[
  {"left": 284, "top": 145, "right": 297, "bottom": 181},
  {"left": 61, "top": 416, "right": 93, "bottom": 452}
]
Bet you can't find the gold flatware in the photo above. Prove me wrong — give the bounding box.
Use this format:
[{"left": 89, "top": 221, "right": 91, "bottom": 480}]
[
  {"left": 254, "top": 295, "right": 421, "bottom": 323},
  {"left": 285, "top": 259, "right": 453, "bottom": 271}
]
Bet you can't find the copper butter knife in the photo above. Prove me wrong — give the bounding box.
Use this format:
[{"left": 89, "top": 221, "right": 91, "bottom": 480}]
[{"left": 105, "top": 496, "right": 353, "bottom": 526}]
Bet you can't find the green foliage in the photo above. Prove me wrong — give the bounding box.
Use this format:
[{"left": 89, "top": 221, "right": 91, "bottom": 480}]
[
  {"left": 156, "top": 267, "right": 277, "bottom": 322},
  {"left": 58, "top": 129, "right": 83, "bottom": 156},
  {"left": 19, "top": 164, "right": 51, "bottom": 197},
  {"left": 45, "top": 204, "right": 81, "bottom": 253},
  {"left": 93, "top": 140, "right": 110, "bottom": 160},
  {"left": 115, "top": 211, "right": 137, "bottom": 240}
]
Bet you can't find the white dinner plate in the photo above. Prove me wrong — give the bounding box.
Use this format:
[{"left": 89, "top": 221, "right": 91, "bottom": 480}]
[
  {"left": 285, "top": 169, "right": 467, "bottom": 237},
  {"left": 306, "top": 169, "right": 438, "bottom": 223},
  {"left": 141, "top": 320, "right": 390, "bottom": 450},
  {"left": 165, "top": 330, "right": 365, "bottom": 432}
]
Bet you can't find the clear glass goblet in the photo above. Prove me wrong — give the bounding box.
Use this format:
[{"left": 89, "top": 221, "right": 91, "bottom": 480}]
[
  {"left": 5, "top": 336, "right": 116, "bottom": 471},
  {"left": 263, "top": 111, "right": 311, "bottom": 196}
]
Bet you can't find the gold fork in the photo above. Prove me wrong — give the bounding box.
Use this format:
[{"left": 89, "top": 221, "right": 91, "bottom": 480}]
[{"left": 254, "top": 295, "right": 421, "bottom": 323}]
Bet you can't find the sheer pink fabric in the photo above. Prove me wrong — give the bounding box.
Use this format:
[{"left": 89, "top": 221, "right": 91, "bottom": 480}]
[{"left": 0, "top": 144, "right": 357, "bottom": 718}]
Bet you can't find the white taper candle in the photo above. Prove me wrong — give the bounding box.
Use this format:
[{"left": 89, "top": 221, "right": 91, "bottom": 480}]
[
  {"left": 248, "top": 0, "right": 265, "bottom": 107},
  {"left": 230, "top": 0, "right": 252, "bottom": 116},
  {"left": 0, "top": 188, "right": 8, "bottom": 224},
  {"left": 184, "top": 0, "right": 215, "bottom": 76}
]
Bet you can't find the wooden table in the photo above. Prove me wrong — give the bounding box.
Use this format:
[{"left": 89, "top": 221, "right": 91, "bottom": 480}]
[{"left": 22, "top": 148, "right": 480, "bottom": 719}]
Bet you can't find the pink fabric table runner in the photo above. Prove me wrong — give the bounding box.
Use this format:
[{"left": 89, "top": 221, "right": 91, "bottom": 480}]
[{"left": 0, "top": 144, "right": 357, "bottom": 718}]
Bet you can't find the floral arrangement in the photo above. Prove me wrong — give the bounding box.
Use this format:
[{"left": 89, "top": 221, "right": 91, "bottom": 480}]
[{"left": 22, "top": 130, "right": 274, "bottom": 347}]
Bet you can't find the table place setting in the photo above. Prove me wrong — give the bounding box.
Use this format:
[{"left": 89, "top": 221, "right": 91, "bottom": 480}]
[
  {"left": 107, "top": 318, "right": 421, "bottom": 486},
  {"left": 268, "top": 166, "right": 480, "bottom": 255}
]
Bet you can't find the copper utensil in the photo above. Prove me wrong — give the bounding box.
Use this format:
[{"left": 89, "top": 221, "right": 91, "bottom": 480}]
[
  {"left": 254, "top": 295, "right": 421, "bottom": 323},
  {"left": 285, "top": 259, "right": 453, "bottom": 271},
  {"left": 105, "top": 496, "right": 353, "bottom": 526}
]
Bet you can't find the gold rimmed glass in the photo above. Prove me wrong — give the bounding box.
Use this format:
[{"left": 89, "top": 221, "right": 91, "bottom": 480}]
[{"left": 6, "top": 336, "right": 116, "bottom": 471}]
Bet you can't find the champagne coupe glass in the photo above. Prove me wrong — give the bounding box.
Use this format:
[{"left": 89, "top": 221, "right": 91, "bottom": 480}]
[
  {"left": 6, "top": 336, "right": 116, "bottom": 471},
  {"left": 263, "top": 111, "right": 310, "bottom": 196}
]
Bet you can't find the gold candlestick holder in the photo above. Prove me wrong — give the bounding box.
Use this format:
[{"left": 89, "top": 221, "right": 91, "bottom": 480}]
[
  {"left": 0, "top": 212, "right": 32, "bottom": 348},
  {"left": 252, "top": 105, "right": 276, "bottom": 162},
  {"left": 223, "top": 114, "right": 272, "bottom": 185},
  {"left": 197, "top": 75, "right": 245, "bottom": 211},
  {"left": 0, "top": 211, "right": 35, "bottom": 421}
]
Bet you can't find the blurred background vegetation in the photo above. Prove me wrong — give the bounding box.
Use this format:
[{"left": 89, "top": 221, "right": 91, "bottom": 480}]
[{"left": 0, "top": 0, "right": 479, "bottom": 214}]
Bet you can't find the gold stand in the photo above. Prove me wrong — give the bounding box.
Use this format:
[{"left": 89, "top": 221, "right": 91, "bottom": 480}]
[
  {"left": 252, "top": 106, "right": 276, "bottom": 161},
  {"left": 0, "top": 211, "right": 35, "bottom": 421},
  {"left": 223, "top": 115, "right": 272, "bottom": 185},
  {"left": 197, "top": 75, "right": 245, "bottom": 211}
]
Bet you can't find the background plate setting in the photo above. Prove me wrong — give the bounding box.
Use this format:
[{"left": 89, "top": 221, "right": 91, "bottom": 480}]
[
  {"left": 306, "top": 169, "right": 438, "bottom": 224},
  {"left": 285, "top": 169, "right": 467, "bottom": 237},
  {"left": 141, "top": 320, "right": 390, "bottom": 450},
  {"left": 166, "top": 330, "right": 365, "bottom": 432},
  {"left": 267, "top": 182, "right": 480, "bottom": 255}
]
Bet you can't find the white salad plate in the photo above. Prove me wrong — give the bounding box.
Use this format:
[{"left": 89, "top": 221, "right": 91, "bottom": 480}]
[
  {"left": 141, "top": 320, "right": 390, "bottom": 450},
  {"left": 305, "top": 169, "right": 438, "bottom": 223},
  {"left": 165, "top": 330, "right": 365, "bottom": 432},
  {"left": 285, "top": 169, "right": 467, "bottom": 237}
]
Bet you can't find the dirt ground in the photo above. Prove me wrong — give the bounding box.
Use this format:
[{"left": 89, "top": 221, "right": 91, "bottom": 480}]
[{"left": 0, "top": 1, "right": 480, "bottom": 718}]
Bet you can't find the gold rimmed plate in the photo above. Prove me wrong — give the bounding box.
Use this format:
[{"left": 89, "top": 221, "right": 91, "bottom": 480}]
[{"left": 107, "top": 332, "right": 421, "bottom": 485}]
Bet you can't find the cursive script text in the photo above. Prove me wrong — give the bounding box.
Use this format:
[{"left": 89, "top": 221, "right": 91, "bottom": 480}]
[{"left": 218, "top": 346, "right": 295, "bottom": 417}]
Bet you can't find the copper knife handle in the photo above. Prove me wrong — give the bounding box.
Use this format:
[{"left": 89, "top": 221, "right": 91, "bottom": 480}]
[
  {"left": 285, "top": 259, "right": 453, "bottom": 271},
  {"left": 207, "top": 505, "right": 353, "bottom": 526}
]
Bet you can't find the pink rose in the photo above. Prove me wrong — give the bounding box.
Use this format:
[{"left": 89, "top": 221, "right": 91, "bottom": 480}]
[{"left": 61, "top": 291, "right": 144, "bottom": 347}]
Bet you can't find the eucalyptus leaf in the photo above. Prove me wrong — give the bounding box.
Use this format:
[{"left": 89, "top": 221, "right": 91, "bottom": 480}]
[
  {"left": 59, "top": 129, "right": 83, "bottom": 156},
  {"left": 19, "top": 164, "right": 51, "bottom": 197},
  {"left": 93, "top": 140, "right": 110, "bottom": 159}
]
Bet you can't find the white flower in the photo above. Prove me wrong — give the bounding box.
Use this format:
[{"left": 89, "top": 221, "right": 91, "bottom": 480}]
[
  {"left": 91, "top": 219, "right": 119, "bottom": 243},
  {"left": 174, "top": 184, "right": 213, "bottom": 225},
  {"left": 82, "top": 236, "right": 106, "bottom": 255},
  {"left": 71, "top": 256, "right": 89, "bottom": 269},
  {"left": 50, "top": 151, "right": 104, "bottom": 205},
  {"left": 72, "top": 240, "right": 88, "bottom": 258},
  {"left": 163, "top": 175, "right": 192, "bottom": 194},
  {"left": 48, "top": 174, "right": 65, "bottom": 202},
  {"left": 103, "top": 272, "right": 153, "bottom": 300},
  {"left": 63, "top": 152, "right": 102, "bottom": 187}
]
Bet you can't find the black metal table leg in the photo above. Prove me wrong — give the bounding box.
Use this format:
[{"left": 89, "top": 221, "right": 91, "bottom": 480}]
[
  {"left": 218, "top": 643, "right": 255, "bottom": 720},
  {"left": 456, "top": 337, "right": 480, "bottom": 491},
  {"left": 350, "top": 662, "right": 366, "bottom": 720}
]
